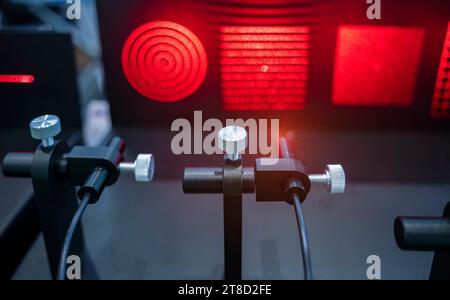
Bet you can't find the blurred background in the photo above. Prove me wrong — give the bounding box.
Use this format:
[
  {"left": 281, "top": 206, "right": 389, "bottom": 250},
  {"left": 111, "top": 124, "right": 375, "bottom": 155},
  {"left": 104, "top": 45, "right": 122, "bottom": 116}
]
[{"left": 0, "top": 0, "right": 449, "bottom": 279}]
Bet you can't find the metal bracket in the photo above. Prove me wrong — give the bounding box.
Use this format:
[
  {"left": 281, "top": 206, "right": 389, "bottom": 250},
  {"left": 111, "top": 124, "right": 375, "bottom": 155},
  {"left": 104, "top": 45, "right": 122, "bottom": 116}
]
[
  {"left": 64, "top": 137, "right": 125, "bottom": 187},
  {"left": 30, "top": 141, "right": 98, "bottom": 279}
]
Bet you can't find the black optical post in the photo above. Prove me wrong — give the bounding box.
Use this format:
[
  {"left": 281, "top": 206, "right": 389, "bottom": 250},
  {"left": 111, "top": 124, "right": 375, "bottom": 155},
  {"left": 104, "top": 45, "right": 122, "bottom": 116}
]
[
  {"left": 395, "top": 202, "right": 450, "bottom": 279},
  {"left": 223, "top": 155, "right": 244, "bottom": 280},
  {"left": 183, "top": 127, "right": 346, "bottom": 280},
  {"left": 2, "top": 114, "right": 155, "bottom": 280}
]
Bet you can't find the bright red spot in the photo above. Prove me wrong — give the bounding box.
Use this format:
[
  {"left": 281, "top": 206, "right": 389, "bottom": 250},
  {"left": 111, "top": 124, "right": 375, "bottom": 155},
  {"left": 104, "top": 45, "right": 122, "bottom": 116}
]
[
  {"left": 0, "top": 74, "right": 35, "bottom": 84},
  {"left": 220, "top": 26, "right": 309, "bottom": 111},
  {"left": 121, "top": 21, "right": 208, "bottom": 102},
  {"left": 430, "top": 21, "right": 450, "bottom": 119},
  {"left": 332, "top": 25, "right": 424, "bottom": 106}
]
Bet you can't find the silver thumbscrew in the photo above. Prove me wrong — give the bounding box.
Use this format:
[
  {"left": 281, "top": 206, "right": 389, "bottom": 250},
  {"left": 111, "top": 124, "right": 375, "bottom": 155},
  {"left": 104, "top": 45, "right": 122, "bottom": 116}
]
[
  {"left": 29, "top": 114, "right": 61, "bottom": 147},
  {"left": 218, "top": 126, "right": 247, "bottom": 161},
  {"left": 308, "top": 164, "right": 346, "bottom": 193},
  {"left": 119, "top": 154, "right": 155, "bottom": 182}
]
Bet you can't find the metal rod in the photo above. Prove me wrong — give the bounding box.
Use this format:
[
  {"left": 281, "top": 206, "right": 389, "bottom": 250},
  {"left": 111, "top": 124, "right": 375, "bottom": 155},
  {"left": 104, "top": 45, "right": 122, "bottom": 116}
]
[
  {"left": 308, "top": 174, "right": 328, "bottom": 184},
  {"left": 395, "top": 216, "right": 450, "bottom": 251},
  {"left": 183, "top": 167, "right": 255, "bottom": 194},
  {"left": 2, "top": 152, "right": 34, "bottom": 177},
  {"left": 223, "top": 157, "right": 243, "bottom": 280},
  {"left": 42, "top": 137, "right": 54, "bottom": 148},
  {"left": 280, "top": 137, "right": 292, "bottom": 159},
  {"left": 118, "top": 162, "right": 135, "bottom": 174}
]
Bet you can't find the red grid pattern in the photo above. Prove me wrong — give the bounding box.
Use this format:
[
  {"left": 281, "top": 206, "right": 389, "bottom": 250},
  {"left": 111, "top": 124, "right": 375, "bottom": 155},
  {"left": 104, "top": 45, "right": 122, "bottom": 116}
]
[
  {"left": 430, "top": 21, "right": 450, "bottom": 119},
  {"left": 220, "top": 26, "right": 309, "bottom": 110}
]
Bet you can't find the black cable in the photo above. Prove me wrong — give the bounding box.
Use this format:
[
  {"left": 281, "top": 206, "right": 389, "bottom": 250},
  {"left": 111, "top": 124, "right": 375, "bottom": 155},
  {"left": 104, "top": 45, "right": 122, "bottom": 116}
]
[
  {"left": 57, "top": 193, "right": 91, "bottom": 280},
  {"left": 292, "top": 193, "right": 313, "bottom": 280},
  {"left": 280, "top": 136, "right": 313, "bottom": 279}
]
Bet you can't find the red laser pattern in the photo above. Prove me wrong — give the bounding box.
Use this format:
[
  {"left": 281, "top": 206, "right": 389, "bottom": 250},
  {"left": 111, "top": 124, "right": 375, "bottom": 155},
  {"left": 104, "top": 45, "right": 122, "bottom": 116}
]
[
  {"left": 0, "top": 74, "right": 35, "bottom": 84},
  {"left": 430, "top": 21, "right": 450, "bottom": 119},
  {"left": 220, "top": 26, "right": 310, "bottom": 110},
  {"left": 332, "top": 25, "right": 424, "bottom": 107},
  {"left": 121, "top": 21, "right": 208, "bottom": 102}
]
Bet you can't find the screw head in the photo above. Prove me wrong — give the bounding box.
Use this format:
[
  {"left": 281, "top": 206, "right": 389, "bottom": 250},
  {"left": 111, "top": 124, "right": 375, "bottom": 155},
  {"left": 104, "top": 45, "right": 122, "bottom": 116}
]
[
  {"left": 325, "top": 164, "right": 346, "bottom": 193},
  {"left": 134, "top": 154, "right": 155, "bottom": 182},
  {"left": 29, "top": 114, "right": 61, "bottom": 140},
  {"left": 218, "top": 126, "right": 247, "bottom": 157}
]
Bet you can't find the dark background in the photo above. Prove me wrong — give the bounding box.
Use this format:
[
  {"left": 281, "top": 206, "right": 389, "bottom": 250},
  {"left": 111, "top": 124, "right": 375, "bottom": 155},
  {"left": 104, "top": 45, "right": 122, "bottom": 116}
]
[
  {"left": 97, "top": 0, "right": 450, "bottom": 129},
  {"left": 0, "top": 32, "right": 81, "bottom": 129}
]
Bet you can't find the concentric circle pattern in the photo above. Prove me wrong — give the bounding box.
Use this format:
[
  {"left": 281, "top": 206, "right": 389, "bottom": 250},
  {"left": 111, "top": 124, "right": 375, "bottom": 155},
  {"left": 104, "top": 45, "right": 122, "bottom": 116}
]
[{"left": 121, "top": 21, "right": 208, "bottom": 102}]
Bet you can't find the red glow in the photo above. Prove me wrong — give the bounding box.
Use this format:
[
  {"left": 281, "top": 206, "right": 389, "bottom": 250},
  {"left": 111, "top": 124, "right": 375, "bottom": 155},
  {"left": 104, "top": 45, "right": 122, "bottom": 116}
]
[
  {"left": 430, "top": 21, "right": 450, "bottom": 119},
  {"left": 0, "top": 74, "right": 35, "bottom": 84},
  {"left": 221, "top": 26, "right": 309, "bottom": 34},
  {"left": 121, "top": 21, "right": 207, "bottom": 102},
  {"left": 332, "top": 26, "right": 424, "bottom": 106},
  {"left": 192, "top": 1, "right": 326, "bottom": 26},
  {"left": 220, "top": 26, "right": 309, "bottom": 111}
]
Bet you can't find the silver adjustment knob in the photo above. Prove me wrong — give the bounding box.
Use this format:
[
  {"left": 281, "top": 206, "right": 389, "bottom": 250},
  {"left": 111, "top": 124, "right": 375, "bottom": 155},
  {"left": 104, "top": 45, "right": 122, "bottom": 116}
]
[
  {"left": 29, "top": 114, "right": 61, "bottom": 147},
  {"left": 308, "top": 164, "right": 345, "bottom": 194},
  {"left": 218, "top": 126, "right": 247, "bottom": 161},
  {"left": 119, "top": 154, "right": 155, "bottom": 182}
]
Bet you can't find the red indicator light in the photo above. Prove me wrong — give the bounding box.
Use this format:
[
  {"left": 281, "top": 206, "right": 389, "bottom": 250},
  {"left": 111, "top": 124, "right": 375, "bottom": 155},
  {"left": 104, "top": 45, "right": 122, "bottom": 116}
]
[
  {"left": 332, "top": 25, "right": 424, "bottom": 107},
  {"left": 430, "top": 21, "right": 450, "bottom": 119},
  {"left": 220, "top": 26, "right": 309, "bottom": 111},
  {"left": 121, "top": 21, "right": 208, "bottom": 102},
  {"left": 0, "top": 74, "right": 35, "bottom": 84}
]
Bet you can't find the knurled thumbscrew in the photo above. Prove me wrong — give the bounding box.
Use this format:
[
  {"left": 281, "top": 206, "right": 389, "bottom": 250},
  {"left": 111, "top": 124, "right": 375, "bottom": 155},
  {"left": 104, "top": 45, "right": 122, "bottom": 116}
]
[
  {"left": 308, "top": 164, "right": 346, "bottom": 194},
  {"left": 29, "top": 114, "right": 61, "bottom": 148},
  {"left": 218, "top": 126, "right": 248, "bottom": 161},
  {"left": 119, "top": 154, "right": 155, "bottom": 182}
]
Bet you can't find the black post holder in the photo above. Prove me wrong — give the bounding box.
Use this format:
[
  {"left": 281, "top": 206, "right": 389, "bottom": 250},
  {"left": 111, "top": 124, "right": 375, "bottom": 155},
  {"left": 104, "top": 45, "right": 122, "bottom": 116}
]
[
  {"left": 183, "top": 143, "right": 311, "bottom": 280},
  {"left": 30, "top": 141, "right": 96, "bottom": 279},
  {"left": 2, "top": 137, "right": 125, "bottom": 279}
]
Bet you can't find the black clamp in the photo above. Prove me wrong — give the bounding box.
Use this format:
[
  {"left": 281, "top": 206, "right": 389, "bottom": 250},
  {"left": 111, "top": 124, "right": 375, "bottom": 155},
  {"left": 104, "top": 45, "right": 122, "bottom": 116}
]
[
  {"left": 63, "top": 137, "right": 124, "bottom": 203},
  {"left": 255, "top": 157, "right": 311, "bottom": 204},
  {"left": 3, "top": 136, "right": 125, "bottom": 204}
]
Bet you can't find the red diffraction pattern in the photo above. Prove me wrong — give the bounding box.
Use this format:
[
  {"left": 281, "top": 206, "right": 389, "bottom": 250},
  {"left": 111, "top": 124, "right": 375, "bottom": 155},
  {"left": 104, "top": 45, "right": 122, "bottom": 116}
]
[
  {"left": 332, "top": 26, "right": 424, "bottom": 106},
  {"left": 121, "top": 21, "right": 208, "bottom": 102},
  {"left": 220, "top": 26, "right": 310, "bottom": 110},
  {"left": 430, "top": 21, "right": 450, "bottom": 119},
  {"left": 0, "top": 74, "right": 35, "bottom": 84}
]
